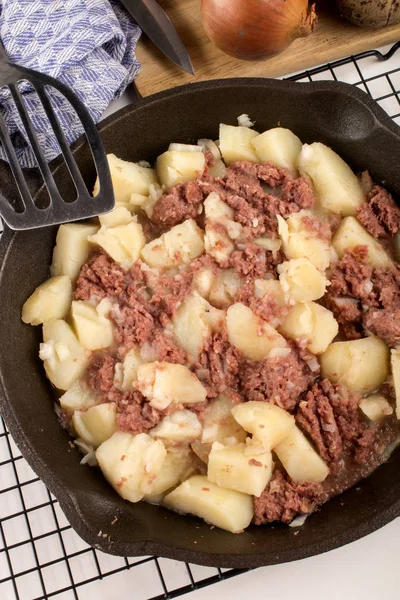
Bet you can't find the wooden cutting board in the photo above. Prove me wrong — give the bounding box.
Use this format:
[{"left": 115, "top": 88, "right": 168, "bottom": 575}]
[{"left": 135, "top": 1, "right": 400, "bottom": 98}]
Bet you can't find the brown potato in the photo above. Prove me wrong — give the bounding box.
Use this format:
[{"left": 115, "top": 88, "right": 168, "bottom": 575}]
[{"left": 337, "top": 0, "right": 400, "bottom": 28}]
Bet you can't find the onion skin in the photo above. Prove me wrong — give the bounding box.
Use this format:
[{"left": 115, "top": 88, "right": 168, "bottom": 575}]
[
  {"left": 337, "top": 0, "right": 400, "bottom": 28},
  {"left": 201, "top": 0, "right": 318, "bottom": 61}
]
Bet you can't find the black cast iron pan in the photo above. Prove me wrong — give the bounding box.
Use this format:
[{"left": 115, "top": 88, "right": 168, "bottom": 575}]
[{"left": 0, "top": 79, "right": 400, "bottom": 568}]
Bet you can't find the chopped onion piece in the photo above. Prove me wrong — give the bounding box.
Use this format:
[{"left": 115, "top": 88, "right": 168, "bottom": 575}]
[
  {"left": 168, "top": 143, "right": 203, "bottom": 153},
  {"left": 237, "top": 114, "right": 255, "bottom": 128},
  {"left": 289, "top": 513, "right": 309, "bottom": 528}
]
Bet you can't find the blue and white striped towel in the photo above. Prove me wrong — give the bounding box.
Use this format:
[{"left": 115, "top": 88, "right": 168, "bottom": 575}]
[{"left": 0, "top": 0, "right": 141, "bottom": 168}]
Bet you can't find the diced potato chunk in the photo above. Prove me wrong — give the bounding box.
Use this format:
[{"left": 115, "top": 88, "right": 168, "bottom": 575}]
[
  {"left": 332, "top": 217, "right": 391, "bottom": 269},
  {"left": 71, "top": 301, "right": 113, "bottom": 351},
  {"left": 129, "top": 192, "right": 149, "bottom": 210},
  {"left": 232, "top": 402, "right": 295, "bottom": 450},
  {"left": 254, "top": 279, "right": 285, "bottom": 302},
  {"left": 96, "top": 432, "right": 166, "bottom": 503},
  {"left": 99, "top": 206, "right": 133, "bottom": 228},
  {"left": 278, "top": 257, "right": 329, "bottom": 303},
  {"left": 201, "top": 393, "right": 247, "bottom": 445},
  {"left": 391, "top": 349, "right": 400, "bottom": 419},
  {"left": 279, "top": 302, "right": 338, "bottom": 354},
  {"left": 359, "top": 394, "right": 393, "bottom": 422},
  {"left": 163, "top": 475, "right": 254, "bottom": 533},
  {"left": 59, "top": 379, "right": 97, "bottom": 414},
  {"left": 41, "top": 320, "right": 90, "bottom": 391},
  {"left": 320, "top": 336, "right": 390, "bottom": 394},
  {"left": 192, "top": 267, "right": 215, "bottom": 299},
  {"left": 204, "top": 193, "right": 240, "bottom": 264},
  {"left": 114, "top": 347, "right": 144, "bottom": 391},
  {"left": 93, "top": 154, "right": 158, "bottom": 205},
  {"left": 88, "top": 221, "right": 145, "bottom": 270},
  {"left": 204, "top": 192, "right": 234, "bottom": 221},
  {"left": 251, "top": 128, "right": 302, "bottom": 174},
  {"left": 204, "top": 230, "right": 235, "bottom": 265},
  {"left": 72, "top": 403, "right": 117, "bottom": 448},
  {"left": 22, "top": 275, "right": 72, "bottom": 326},
  {"left": 150, "top": 410, "right": 202, "bottom": 443},
  {"left": 298, "top": 142, "right": 365, "bottom": 216},
  {"left": 253, "top": 279, "right": 287, "bottom": 327},
  {"left": 202, "top": 305, "right": 226, "bottom": 333},
  {"left": 172, "top": 294, "right": 225, "bottom": 361},
  {"left": 143, "top": 449, "right": 195, "bottom": 501},
  {"left": 141, "top": 219, "right": 204, "bottom": 268},
  {"left": 209, "top": 269, "right": 242, "bottom": 309},
  {"left": 172, "top": 295, "right": 210, "bottom": 361},
  {"left": 227, "top": 303, "right": 288, "bottom": 361},
  {"left": 157, "top": 150, "right": 205, "bottom": 189},
  {"left": 219, "top": 124, "right": 258, "bottom": 165},
  {"left": 277, "top": 211, "right": 331, "bottom": 271},
  {"left": 208, "top": 442, "right": 273, "bottom": 497},
  {"left": 137, "top": 362, "right": 207, "bottom": 410},
  {"left": 274, "top": 426, "right": 329, "bottom": 483},
  {"left": 51, "top": 223, "right": 98, "bottom": 280}
]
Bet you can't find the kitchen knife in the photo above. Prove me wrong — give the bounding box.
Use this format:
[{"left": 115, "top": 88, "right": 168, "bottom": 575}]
[{"left": 120, "top": 0, "right": 194, "bottom": 74}]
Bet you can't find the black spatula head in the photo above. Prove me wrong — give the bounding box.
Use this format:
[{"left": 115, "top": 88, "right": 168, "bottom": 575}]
[{"left": 0, "top": 41, "right": 114, "bottom": 230}]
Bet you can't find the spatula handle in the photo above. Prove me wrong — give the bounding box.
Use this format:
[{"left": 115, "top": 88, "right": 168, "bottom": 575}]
[{"left": 0, "top": 39, "right": 9, "bottom": 61}]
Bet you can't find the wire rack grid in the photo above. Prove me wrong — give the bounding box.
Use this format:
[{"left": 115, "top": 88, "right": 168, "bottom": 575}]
[{"left": 1, "top": 41, "right": 400, "bottom": 600}]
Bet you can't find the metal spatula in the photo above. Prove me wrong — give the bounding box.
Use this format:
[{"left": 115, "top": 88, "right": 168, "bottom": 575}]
[{"left": 0, "top": 41, "right": 114, "bottom": 230}]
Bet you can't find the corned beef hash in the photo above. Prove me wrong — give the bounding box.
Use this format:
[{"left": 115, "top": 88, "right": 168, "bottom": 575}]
[{"left": 22, "top": 120, "right": 400, "bottom": 533}]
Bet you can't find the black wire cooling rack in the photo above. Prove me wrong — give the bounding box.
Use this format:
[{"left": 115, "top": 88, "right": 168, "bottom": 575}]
[{"left": 1, "top": 41, "right": 400, "bottom": 600}]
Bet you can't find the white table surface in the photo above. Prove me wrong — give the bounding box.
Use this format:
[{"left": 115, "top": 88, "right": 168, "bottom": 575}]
[{"left": 1, "top": 42, "right": 400, "bottom": 600}]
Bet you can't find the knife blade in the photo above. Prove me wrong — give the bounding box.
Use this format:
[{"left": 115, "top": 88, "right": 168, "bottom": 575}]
[{"left": 120, "top": 0, "right": 194, "bottom": 75}]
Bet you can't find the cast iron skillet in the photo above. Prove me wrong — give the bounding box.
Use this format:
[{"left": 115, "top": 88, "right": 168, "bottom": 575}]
[{"left": 0, "top": 79, "right": 400, "bottom": 569}]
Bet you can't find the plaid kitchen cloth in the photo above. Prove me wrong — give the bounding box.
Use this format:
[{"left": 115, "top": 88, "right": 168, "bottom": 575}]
[{"left": 0, "top": 0, "right": 141, "bottom": 168}]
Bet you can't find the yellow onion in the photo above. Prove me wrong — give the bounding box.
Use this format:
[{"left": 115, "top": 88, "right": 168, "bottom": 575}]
[{"left": 201, "top": 0, "right": 317, "bottom": 61}]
